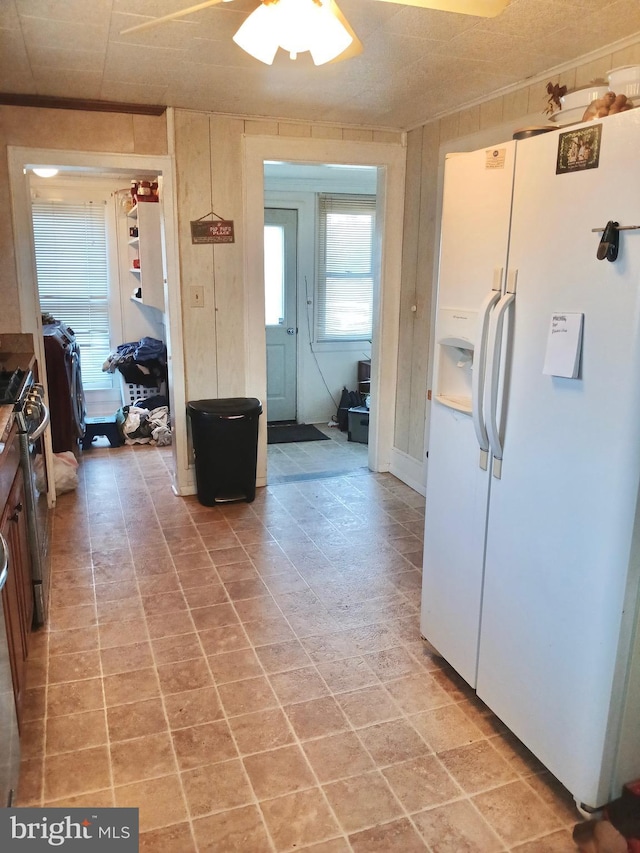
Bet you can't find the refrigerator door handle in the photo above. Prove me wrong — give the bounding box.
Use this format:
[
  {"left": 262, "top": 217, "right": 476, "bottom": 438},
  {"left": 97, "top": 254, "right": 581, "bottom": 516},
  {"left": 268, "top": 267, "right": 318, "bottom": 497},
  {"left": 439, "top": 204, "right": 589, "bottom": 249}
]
[
  {"left": 471, "top": 269, "right": 503, "bottom": 470},
  {"left": 484, "top": 270, "right": 517, "bottom": 478}
]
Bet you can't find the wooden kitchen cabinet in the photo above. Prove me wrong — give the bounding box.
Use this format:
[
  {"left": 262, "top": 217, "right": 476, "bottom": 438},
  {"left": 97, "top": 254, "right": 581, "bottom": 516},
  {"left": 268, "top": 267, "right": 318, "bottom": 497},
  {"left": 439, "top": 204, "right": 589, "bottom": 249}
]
[{"left": 0, "top": 426, "right": 33, "bottom": 729}]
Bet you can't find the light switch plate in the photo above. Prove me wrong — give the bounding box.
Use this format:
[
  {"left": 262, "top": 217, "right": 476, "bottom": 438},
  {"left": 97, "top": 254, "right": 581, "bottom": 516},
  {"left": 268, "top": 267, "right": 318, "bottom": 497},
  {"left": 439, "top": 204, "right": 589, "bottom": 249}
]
[{"left": 190, "top": 285, "right": 204, "bottom": 308}]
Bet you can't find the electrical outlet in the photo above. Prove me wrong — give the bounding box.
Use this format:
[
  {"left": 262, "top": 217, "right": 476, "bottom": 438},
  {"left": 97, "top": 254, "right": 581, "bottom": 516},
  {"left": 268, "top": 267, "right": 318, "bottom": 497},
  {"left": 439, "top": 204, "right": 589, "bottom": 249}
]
[{"left": 190, "top": 285, "right": 204, "bottom": 308}]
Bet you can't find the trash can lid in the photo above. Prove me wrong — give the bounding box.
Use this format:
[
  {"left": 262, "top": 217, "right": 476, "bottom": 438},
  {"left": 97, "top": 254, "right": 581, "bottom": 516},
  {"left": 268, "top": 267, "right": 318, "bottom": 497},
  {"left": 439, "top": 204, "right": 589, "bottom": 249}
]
[{"left": 187, "top": 397, "right": 262, "bottom": 417}]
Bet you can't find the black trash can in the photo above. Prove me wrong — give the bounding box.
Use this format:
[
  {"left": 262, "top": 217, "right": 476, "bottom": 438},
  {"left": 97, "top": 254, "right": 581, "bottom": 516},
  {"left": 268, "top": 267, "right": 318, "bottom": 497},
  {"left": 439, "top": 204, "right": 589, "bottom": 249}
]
[{"left": 187, "top": 397, "right": 262, "bottom": 506}]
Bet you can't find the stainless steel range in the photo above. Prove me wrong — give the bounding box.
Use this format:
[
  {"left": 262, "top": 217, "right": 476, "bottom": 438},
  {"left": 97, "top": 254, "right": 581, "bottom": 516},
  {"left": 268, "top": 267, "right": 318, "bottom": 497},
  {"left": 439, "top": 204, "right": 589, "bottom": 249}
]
[{"left": 0, "top": 368, "right": 50, "bottom": 626}]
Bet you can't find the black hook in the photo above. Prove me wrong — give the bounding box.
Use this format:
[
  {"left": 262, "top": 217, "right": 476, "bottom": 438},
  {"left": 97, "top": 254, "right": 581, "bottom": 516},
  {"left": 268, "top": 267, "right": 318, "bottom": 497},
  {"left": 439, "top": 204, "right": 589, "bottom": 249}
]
[{"left": 597, "top": 220, "right": 619, "bottom": 262}]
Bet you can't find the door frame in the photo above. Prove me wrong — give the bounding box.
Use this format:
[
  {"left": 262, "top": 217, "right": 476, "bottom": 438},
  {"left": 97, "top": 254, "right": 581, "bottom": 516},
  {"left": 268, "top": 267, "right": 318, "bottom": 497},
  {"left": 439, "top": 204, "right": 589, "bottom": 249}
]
[
  {"left": 243, "top": 135, "right": 406, "bottom": 488},
  {"left": 8, "top": 144, "right": 186, "bottom": 499}
]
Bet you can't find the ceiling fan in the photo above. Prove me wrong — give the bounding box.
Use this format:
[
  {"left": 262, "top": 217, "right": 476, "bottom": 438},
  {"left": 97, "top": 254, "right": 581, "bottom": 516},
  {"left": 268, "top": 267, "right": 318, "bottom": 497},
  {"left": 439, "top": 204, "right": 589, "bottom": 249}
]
[{"left": 120, "top": 0, "right": 510, "bottom": 66}]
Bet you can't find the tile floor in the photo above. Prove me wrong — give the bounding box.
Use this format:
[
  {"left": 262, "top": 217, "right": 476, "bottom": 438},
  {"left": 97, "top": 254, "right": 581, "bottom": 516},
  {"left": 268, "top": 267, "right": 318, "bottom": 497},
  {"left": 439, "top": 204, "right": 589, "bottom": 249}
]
[
  {"left": 266, "top": 422, "right": 369, "bottom": 484},
  {"left": 17, "top": 438, "right": 581, "bottom": 852}
]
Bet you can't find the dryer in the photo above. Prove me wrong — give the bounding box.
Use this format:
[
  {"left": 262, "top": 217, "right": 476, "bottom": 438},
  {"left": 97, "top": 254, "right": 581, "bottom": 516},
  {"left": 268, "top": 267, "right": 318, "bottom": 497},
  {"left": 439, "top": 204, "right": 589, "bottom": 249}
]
[{"left": 42, "top": 322, "right": 86, "bottom": 453}]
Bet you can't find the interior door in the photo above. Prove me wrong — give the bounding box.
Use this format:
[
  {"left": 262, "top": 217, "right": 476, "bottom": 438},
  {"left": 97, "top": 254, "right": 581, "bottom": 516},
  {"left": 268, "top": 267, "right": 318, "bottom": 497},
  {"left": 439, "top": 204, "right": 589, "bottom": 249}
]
[{"left": 265, "top": 208, "right": 297, "bottom": 422}]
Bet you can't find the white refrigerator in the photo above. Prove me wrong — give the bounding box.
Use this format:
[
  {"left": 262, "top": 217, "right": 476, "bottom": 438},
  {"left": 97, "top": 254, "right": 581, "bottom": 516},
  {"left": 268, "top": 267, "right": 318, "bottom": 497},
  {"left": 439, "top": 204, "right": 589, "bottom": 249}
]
[{"left": 421, "top": 109, "right": 640, "bottom": 810}]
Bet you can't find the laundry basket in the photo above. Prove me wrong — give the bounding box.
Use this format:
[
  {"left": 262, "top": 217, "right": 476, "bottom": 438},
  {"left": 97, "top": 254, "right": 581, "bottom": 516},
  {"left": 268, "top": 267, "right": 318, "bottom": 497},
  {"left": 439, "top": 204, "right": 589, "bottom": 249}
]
[{"left": 118, "top": 372, "right": 164, "bottom": 407}]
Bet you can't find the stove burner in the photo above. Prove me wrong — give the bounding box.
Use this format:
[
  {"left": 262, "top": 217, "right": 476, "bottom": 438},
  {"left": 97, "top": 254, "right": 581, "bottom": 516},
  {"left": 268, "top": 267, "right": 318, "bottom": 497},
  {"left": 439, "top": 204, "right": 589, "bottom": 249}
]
[{"left": 0, "top": 368, "right": 27, "bottom": 404}]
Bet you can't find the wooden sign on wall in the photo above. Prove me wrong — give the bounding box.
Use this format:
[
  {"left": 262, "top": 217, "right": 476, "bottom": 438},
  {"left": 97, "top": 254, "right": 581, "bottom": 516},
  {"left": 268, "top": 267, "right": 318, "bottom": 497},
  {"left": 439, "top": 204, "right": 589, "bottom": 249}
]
[{"left": 190, "top": 219, "right": 235, "bottom": 244}]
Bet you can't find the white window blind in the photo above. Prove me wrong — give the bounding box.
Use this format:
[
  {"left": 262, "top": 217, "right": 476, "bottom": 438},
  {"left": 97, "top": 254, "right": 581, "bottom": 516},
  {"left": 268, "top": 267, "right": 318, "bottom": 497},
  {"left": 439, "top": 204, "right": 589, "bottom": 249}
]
[
  {"left": 32, "top": 199, "right": 111, "bottom": 390},
  {"left": 316, "top": 193, "right": 376, "bottom": 342}
]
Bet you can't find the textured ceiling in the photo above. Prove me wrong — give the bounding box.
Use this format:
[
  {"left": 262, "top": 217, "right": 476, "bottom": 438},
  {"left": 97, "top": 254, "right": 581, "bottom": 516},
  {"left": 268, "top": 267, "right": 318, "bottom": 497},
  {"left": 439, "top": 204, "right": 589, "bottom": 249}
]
[{"left": 2, "top": 0, "right": 640, "bottom": 130}]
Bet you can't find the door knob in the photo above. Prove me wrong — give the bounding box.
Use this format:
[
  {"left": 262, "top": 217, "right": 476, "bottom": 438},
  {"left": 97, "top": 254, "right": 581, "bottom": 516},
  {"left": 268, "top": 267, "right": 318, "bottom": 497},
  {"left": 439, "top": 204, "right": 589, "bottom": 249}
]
[{"left": 286, "top": 328, "right": 296, "bottom": 335}]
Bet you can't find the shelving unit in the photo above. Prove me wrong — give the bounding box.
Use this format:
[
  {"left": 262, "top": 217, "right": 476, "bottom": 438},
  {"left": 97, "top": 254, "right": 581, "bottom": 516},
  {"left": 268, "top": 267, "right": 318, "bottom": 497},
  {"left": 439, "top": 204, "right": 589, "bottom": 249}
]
[{"left": 127, "top": 202, "right": 165, "bottom": 312}]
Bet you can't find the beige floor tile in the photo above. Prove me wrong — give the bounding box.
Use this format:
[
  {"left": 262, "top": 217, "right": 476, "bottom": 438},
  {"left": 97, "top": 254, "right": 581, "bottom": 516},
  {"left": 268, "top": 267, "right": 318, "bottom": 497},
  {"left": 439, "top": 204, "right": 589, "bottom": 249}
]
[
  {"left": 382, "top": 754, "right": 463, "bottom": 813},
  {"left": 47, "top": 650, "right": 101, "bottom": 684},
  {"left": 298, "top": 840, "right": 351, "bottom": 853},
  {"left": 227, "top": 707, "right": 294, "bottom": 754},
  {"left": 412, "top": 799, "right": 504, "bottom": 852},
  {"left": 510, "top": 828, "right": 575, "bottom": 851},
  {"left": 472, "top": 780, "right": 562, "bottom": 847},
  {"left": 260, "top": 787, "right": 341, "bottom": 849},
  {"left": 151, "top": 632, "right": 203, "bottom": 665},
  {"left": 384, "top": 672, "right": 452, "bottom": 714},
  {"left": 45, "top": 709, "right": 108, "bottom": 754},
  {"left": 322, "top": 771, "right": 405, "bottom": 834},
  {"left": 100, "top": 641, "right": 154, "bottom": 675},
  {"left": 349, "top": 817, "right": 427, "bottom": 852},
  {"left": 139, "top": 822, "right": 197, "bottom": 852},
  {"left": 302, "top": 731, "right": 375, "bottom": 783},
  {"left": 269, "top": 666, "right": 330, "bottom": 704},
  {"left": 98, "top": 618, "right": 149, "bottom": 649},
  {"left": 243, "top": 744, "right": 316, "bottom": 799},
  {"left": 107, "top": 697, "right": 168, "bottom": 741},
  {"left": 47, "top": 678, "right": 104, "bottom": 717},
  {"left": 48, "top": 626, "right": 100, "bottom": 656},
  {"left": 171, "top": 720, "right": 238, "bottom": 771},
  {"left": 207, "top": 647, "right": 263, "bottom": 683},
  {"left": 254, "top": 638, "right": 312, "bottom": 673},
  {"left": 197, "top": 623, "right": 250, "bottom": 655},
  {"left": 103, "top": 667, "right": 160, "bottom": 706},
  {"left": 438, "top": 741, "right": 518, "bottom": 795},
  {"left": 410, "top": 703, "right": 486, "bottom": 753},
  {"left": 316, "top": 657, "right": 379, "bottom": 694},
  {"left": 163, "top": 686, "right": 224, "bottom": 730},
  {"left": 110, "top": 732, "right": 177, "bottom": 786},
  {"left": 190, "top": 602, "right": 240, "bottom": 631},
  {"left": 357, "top": 719, "right": 430, "bottom": 766},
  {"left": 181, "top": 759, "right": 254, "bottom": 818},
  {"left": 335, "top": 685, "right": 401, "bottom": 728},
  {"left": 362, "top": 646, "right": 423, "bottom": 681},
  {"left": 44, "top": 745, "right": 111, "bottom": 801},
  {"left": 115, "top": 774, "right": 188, "bottom": 833},
  {"left": 217, "top": 674, "right": 279, "bottom": 717},
  {"left": 44, "top": 788, "right": 115, "bottom": 808},
  {"left": 146, "top": 609, "right": 195, "bottom": 639},
  {"left": 285, "top": 696, "right": 350, "bottom": 740},
  {"left": 192, "top": 804, "right": 272, "bottom": 853},
  {"left": 156, "top": 657, "right": 212, "bottom": 694}
]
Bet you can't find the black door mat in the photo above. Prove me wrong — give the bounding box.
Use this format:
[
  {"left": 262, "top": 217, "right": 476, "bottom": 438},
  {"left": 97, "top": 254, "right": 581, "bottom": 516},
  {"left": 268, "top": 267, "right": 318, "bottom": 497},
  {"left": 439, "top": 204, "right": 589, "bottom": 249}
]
[{"left": 267, "top": 423, "right": 330, "bottom": 444}]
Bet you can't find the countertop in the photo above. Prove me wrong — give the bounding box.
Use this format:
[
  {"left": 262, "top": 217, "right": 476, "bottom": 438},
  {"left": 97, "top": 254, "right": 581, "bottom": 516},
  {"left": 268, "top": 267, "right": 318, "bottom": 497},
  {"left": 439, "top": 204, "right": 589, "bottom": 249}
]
[{"left": 0, "top": 333, "right": 36, "bottom": 448}]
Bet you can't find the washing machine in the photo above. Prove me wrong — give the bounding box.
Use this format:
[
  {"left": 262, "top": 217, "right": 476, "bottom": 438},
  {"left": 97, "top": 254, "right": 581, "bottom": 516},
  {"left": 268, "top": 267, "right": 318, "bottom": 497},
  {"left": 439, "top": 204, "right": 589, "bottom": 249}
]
[{"left": 42, "top": 322, "right": 86, "bottom": 453}]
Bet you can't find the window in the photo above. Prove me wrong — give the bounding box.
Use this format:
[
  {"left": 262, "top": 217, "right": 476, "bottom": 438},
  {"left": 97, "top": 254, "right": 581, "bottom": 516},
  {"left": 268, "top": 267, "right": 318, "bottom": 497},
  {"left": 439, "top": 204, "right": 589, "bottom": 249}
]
[
  {"left": 316, "top": 193, "right": 376, "bottom": 342},
  {"left": 32, "top": 199, "right": 111, "bottom": 390}
]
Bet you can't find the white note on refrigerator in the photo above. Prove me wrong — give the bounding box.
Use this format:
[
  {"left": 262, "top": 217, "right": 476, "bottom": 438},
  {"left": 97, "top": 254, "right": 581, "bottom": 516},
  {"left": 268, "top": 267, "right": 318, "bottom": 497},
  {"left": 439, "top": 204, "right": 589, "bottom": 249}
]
[{"left": 542, "top": 313, "right": 584, "bottom": 378}]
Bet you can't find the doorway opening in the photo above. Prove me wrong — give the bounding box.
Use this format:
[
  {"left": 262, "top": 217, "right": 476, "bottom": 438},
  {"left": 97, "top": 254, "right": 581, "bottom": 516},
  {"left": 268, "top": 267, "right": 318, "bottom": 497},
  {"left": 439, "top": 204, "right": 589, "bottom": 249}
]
[
  {"left": 8, "top": 147, "right": 186, "bottom": 502},
  {"left": 263, "top": 161, "right": 377, "bottom": 483}
]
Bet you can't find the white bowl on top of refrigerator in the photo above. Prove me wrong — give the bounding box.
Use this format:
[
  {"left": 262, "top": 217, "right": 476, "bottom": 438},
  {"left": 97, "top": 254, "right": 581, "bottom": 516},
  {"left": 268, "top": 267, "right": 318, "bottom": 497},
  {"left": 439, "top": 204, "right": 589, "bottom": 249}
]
[
  {"left": 607, "top": 66, "right": 640, "bottom": 98},
  {"left": 560, "top": 85, "right": 609, "bottom": 111}
]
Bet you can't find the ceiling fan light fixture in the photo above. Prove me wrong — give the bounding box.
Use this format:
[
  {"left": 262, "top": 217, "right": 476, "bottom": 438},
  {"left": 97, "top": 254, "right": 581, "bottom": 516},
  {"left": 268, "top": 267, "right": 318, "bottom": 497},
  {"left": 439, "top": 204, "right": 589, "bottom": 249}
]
[
  {"left": 233, "top": 0, "right": 353, "bottom": 66},
  {"left": 32, "top": 167, "right": 59, "bottom": 178}
]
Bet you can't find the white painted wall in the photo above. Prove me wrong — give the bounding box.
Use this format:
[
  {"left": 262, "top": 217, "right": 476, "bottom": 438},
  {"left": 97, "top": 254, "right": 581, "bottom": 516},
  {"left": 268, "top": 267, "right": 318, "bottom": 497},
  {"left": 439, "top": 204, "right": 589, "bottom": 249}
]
[{"left": 264, "top": 162, "right": 376, "bottom": 424}]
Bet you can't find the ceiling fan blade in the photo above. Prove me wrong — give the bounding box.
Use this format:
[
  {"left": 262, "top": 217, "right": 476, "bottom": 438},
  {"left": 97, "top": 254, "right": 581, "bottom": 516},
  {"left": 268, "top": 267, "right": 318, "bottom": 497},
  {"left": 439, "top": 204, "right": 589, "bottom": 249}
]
[
  {"left": 371, "top": 0, "right": 510, "bottom": 16},
  {"left": 119, "top": 0, "right": 230, "bottom": 35},
  {"left": 327, "top": 0, "right": 363, "bottom": 62}
]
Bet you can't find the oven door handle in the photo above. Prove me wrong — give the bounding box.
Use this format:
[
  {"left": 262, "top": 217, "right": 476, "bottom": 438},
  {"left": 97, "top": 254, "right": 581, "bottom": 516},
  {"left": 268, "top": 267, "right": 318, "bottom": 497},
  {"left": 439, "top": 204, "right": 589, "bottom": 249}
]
[
  {"left": 0, "top": 532, "right": 8, "bottom": 591},
  {"left": 29, "top": 400, "right": 50, "bottom": 443}
]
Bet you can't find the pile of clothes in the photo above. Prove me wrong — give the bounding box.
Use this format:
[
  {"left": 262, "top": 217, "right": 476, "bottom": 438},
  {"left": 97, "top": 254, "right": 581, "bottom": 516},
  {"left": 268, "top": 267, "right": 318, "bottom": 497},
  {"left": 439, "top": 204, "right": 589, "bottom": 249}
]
[
  {"left": 103, "top": 336, "right": 167, "bottom": 388},
  {"left": 116, "top": 403, "right": 171, "bottom": 446}
]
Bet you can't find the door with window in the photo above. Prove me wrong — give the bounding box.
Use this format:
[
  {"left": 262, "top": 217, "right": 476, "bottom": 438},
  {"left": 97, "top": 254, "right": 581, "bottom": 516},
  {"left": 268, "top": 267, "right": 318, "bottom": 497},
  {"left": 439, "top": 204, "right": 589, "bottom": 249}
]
[{"left": 265, "top": 208, "right": 298, "bottom": 422}]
